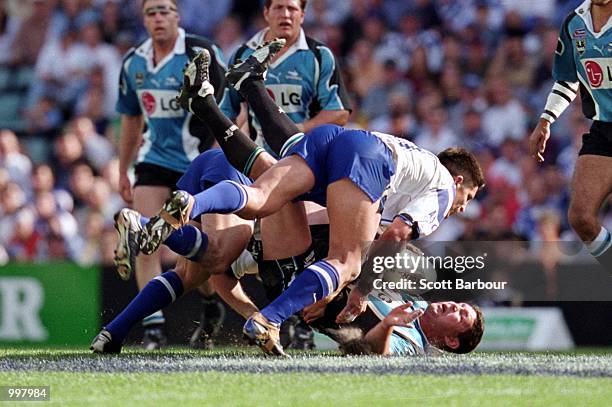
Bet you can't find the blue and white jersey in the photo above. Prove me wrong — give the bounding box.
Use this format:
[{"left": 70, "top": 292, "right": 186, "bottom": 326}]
[
  {"left": 373, "top": 133, "right": 456, "bottom": 239},
  {"left": 220, "top": 28, "right": 351, "bottom": 141},
  {"left": 554, "top": 1, "right": 612, "bottom": 121},
  {"left": 366, "top": 288, "right": 429, "bottom": 356},
  {"left": 116, "top": 28, "right": 226, "bottom": 173}
]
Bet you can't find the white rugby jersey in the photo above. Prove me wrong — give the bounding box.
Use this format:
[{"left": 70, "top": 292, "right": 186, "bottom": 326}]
[{"left": 372, "top": 132, "right": 456, "bottom": 239}]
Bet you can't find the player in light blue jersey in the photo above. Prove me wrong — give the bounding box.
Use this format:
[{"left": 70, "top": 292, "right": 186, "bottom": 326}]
[
  {"left": 304, "top": 286, "right": 484, "bottom": 356},
  {"left": 529, "top": 0, "right": 612, "bottom": 271},
  {"left": 114, "top": 0, "right": 226, "bottom": 349},
  {"left": 219, "top": 0, "right": 351, "bottom": 140}
]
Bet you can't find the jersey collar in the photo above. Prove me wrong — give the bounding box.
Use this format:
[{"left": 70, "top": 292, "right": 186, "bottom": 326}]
[
  {"left": 575, "top": 0, "right": 612, "bottom": 38},
  {"left": 136, "top": 28, "right": 186, "bottom": 73},
  {"left": 246, "top": 28, "right": 308, "bottom": 67}
]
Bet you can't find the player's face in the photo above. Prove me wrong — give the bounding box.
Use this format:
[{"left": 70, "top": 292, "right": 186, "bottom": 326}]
[
  {"left": 264, "top": 0, "right": 304, "bottom": 42},
  {"left": 447, "top": 182, "right": 479, "bottom": 217},
  {"left": 142, "top": 0, "right": 180, "bottom": 44},
  {"left": 423, "top": 302, "right": 476, "bottom": 338},
  {"left": 592, "top": 0, "right": 611, "bottom": 6}
]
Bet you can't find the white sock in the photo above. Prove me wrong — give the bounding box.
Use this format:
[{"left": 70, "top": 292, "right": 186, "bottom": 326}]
[{"left": 585, "top": 227, "right": 612, "bottom": 258}]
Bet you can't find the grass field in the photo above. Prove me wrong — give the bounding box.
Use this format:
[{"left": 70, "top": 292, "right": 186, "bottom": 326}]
[{"left": 1, "top": 348, "right": 611, "bottom": 406}]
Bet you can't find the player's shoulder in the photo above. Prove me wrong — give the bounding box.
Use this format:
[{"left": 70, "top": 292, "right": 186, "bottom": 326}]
[
  {"left": 560, "top": 10, "right": 581, "bottom": 33},
  {"left": 184, "top": 33, "right": 217, "bottom": 51},
  {"left": 121, "top": 38, "right": 147, "bottom": 64},
  {"left": 304, "top": 36, "right": 337, "bottom": 62}
]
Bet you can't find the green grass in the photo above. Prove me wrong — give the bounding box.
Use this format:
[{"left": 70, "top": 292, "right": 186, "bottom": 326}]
[
  {"left": 0, "top": 371, "right": 610, "bottom": 406},
  {"left": 0, "top": 348, "right": 610, "bottom": 406}
]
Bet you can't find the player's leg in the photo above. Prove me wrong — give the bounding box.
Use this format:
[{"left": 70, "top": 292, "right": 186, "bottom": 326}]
[
  {"left": 132, "top": 184, "right": 172, "bottom": 348},
  {"left": 224, "top": 38, "right": 303, "bottom": 155},
  {"left": 568, "top": 154, "right": 612, "bottom": 270},
  {"left": 91, "top": 213, "right": 254, "bottom": 353},
  {"left": 258, "top": 179, "right": 380, "bottom": 324},
  {"left": 188, "top": 212, "right": 254, "bottom": 348}
]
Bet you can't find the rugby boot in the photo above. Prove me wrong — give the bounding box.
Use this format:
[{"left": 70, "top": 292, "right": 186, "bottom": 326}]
[
  {"left": 90, "top": 329, "right": 122, "bottom": 354},
  {"left": 113, "top": 208, "right": 143, "bottom": 281},
  {"left": 176, "top": 49, "right": 215, "bottom": 113},
  {"left": 243, "top": 312, "right": 288, "bottom": 357},
  {"left": 140, "top": 190, "right": 194, "bottom": 255},
  {"left": 142, "top": 327, "right": 167, "bottom": 351},
  {"left": 225, "top": 38, "right": 286, "bottom": 92}
]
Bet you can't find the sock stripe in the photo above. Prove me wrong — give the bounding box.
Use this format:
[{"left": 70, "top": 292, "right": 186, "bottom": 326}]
[
  {"left": 153, "top": 275, "right": 177, "bottom": 302},
  {"left": 185, "top": 227, "right": 203, "bottom": 258},
  {"left": 280, "top": 133, "right": 305, "bottom": 157},
  {"left": 592, "top": 230, "right": 612, "bottom": 257},
  {"left": 225, "top": 180, "right": 248, "bottom": 212},
  {"left": 243, "top": 146, "right": 265, "bottom": 176},
  {"left": 308, "top": 264, "right": 333, "bottom": 295},
  {"left": 142, "top": 311, "right": 165, "bottom": 327}
]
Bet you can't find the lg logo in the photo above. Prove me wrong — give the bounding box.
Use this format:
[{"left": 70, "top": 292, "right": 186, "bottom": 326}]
[{"left": 585, "top": 60, "right": 604, "bottom": 88}]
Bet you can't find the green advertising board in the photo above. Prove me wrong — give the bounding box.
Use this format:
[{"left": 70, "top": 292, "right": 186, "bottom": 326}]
[{"left": 0, "top": 262, "right": 99, "bottom": 346}]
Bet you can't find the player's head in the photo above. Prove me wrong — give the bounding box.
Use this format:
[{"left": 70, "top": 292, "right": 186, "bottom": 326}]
[
  {"left": 264, "top": 0, "right": 306, "bottom": 43},
  {"left": 592, "top": 0, "right": 611, "bottom": 6},
  {"left": 438, "top": 147, "right": 485, "bottom": 217},
  {"left": 142, "top": 0, "right": 180, "bottom": 44},
  {"left": 420, "top": 302, "right": 484, "bottom": 354}
]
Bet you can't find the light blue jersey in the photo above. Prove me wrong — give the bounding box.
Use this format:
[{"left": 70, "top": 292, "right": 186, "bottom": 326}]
[
  {"left": 116, "top": 28, "right": 226, "bottom": 173},
  {"left": 366, "top": 289, "right": 430, "bottom": 356},
  {"left": 220, "top": 29, "right": 351, "bottom": 141},
  {"left": 554, "top": 1, "right": 612, "bottom": 121}
]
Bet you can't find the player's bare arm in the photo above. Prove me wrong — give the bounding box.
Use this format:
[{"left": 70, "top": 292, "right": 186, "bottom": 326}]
[
  {"left": 363, "top": 303, "right": 424, "bottom": 355},
  {"left": 118, "top": 114, "right": 144, "bottom": 203}
]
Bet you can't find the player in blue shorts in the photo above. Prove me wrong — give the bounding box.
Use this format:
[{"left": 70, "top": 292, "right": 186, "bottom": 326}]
[
  {"left": 114, "top": 0, "right": 226, "bottom": 348},
  {"left": 139, "top": 39, "right": 485, "bottom": 356},
  {"left": 91, "top": 148, "right": 262, "bottom": 353},
  {"left": 529, "top": 0, "right": 612, "bottom": 271}
]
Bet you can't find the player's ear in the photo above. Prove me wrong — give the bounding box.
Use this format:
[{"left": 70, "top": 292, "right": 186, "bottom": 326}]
[
  {"left": 453, "top": 175, "right": 464, "bottom": 186},
  {"left": 263, "top": 6, "right": 270, "bottom": 24},
  {"left": 444, "top": 335, "right": 460, "bottom": 350}
]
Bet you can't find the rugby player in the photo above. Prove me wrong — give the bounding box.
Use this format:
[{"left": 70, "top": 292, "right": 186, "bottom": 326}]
[
  {"left": 303, "top": 287, "right": 484, "bottom": 356},
  {"left": 142, "top": 39, "right": 484, "bottom": 355},
  {"left": 528, "top": 0, "right": 612, "bottom": 270},
  {"left": 115, "top": 0, "right": 226, "bottom": 348}
]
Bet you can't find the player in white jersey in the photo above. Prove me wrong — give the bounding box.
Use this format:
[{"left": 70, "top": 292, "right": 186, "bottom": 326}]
[{"left": 144, "top": 40, "right": 484, "bottom": 355}]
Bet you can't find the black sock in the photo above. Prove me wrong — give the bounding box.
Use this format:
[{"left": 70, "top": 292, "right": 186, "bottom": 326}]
[
  {"left": 239, "top": 80, "right": 302, "bottom": 155},
  {"left": 191, "top": 95, "right": 264, "bottom": 176}
]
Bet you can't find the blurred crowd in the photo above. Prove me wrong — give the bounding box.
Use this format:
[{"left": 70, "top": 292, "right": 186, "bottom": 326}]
[{"left": 1, "top": 0, "right": 611, "bottom": 266}]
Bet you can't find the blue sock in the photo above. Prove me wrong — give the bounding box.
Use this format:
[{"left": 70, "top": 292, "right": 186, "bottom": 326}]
[
  {"left": 261, "top": 260, "right": 339, "bottom": 325},
  {"left": 190, "top": 180, "right": 248, "bottom": 218},
  {"left": 163, "top": 224, "right": 209, "bottom": 261},
  {"left": 105, "top": 270, "right": 184, "bottom": 343}
]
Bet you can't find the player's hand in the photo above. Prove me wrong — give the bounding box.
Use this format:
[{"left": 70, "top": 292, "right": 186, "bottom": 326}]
[
  {"left": 302, "top": 299, "right": 328, "bottom": 323},
  {"left": 336, "top": 287, "right": 367, "bottom": 324},
  {"left": 382, "top": 302, "right": 424, "bottom": 328},
  {"left": 119, "top": 173, "right": 133, "bottom": 204},
  {"left": 528, "top": 118, "right": 551, "bottom": 163}
]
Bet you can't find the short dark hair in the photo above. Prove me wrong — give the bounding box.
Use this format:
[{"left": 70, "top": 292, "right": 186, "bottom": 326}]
[
  {"left": 264, "top": 0, "right": 308, "bottom": 11},
  {"left": 142, "top": 0, "right": 178, "bottom": 9},
  {"left": 438, "top": 147, "right": 485, "bottom": 189},
  {"left": 443, "top": 305, "right": 485, "bottom": 354}
]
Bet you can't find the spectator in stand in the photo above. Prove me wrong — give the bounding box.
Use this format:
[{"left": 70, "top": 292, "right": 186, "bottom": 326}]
[{"left": 481, "top": 78, "right": 527, "bottom": 148}]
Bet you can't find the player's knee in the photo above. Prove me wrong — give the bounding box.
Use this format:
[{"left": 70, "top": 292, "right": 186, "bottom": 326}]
[
  {"left": 198, "top": 237, "right": 235, "bottom": 275},
  {"left": 568, "top": 207, "right": 598, "bottom": 240}
]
